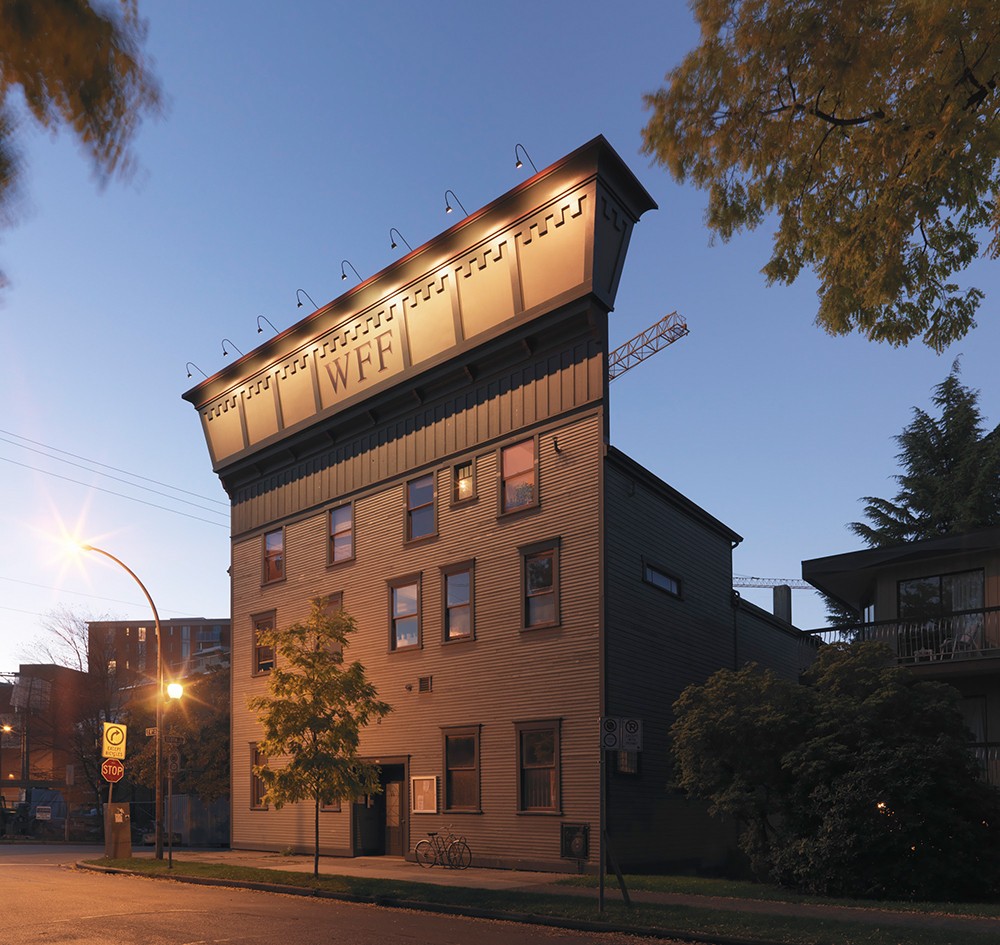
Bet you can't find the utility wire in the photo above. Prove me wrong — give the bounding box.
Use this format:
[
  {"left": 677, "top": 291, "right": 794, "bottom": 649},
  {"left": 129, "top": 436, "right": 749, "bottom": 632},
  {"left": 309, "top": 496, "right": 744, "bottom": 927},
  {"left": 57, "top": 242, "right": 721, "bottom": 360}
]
[
  {"left": 0, "top": 428, "right": 228, "bottom": 507},
  {"left": 0, "top": 454, "right": 228, "bottom": 528},
  {"left": 0, "top": 575, "right": 197, "bottom": 614}
]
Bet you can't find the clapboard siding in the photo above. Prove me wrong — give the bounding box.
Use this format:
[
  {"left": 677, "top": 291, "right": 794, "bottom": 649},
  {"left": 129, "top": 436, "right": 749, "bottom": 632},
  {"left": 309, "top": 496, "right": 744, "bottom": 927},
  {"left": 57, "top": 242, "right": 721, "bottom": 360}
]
[{"left": 231, "top": 410, "right": 604, "bottom": 866}]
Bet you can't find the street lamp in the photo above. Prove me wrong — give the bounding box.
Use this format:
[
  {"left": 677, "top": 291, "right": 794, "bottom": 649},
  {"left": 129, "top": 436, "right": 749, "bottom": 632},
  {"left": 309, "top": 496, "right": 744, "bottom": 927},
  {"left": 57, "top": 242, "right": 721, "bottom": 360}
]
[
  {"left": 0, "top": 724, "right": 10, "bottom": 800},
  {"left": 165, "top": 683, "right": 183, "bottom": 868},
  {"left": 78, "top": 544, "right": 167, "bottom": 860}
]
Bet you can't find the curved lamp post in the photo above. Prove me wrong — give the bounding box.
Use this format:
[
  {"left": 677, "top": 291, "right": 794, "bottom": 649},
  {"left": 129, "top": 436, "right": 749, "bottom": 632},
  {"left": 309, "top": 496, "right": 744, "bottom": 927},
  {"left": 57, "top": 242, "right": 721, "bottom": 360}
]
[{"left": 80, "top": 544, "right": 166, "bottom": 860}]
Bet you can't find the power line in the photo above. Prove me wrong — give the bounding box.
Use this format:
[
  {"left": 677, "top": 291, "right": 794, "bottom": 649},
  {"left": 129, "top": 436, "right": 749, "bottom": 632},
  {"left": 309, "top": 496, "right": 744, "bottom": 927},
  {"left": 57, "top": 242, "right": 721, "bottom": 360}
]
[
  {"left": 0, "top": 575, "right": 184, "bottom": 612},
  {"left": 0, "top": 454, "right": 228, "bottom": 528},
  {"left": 0, "top": 428, "right": 228, "bottom": 507}
]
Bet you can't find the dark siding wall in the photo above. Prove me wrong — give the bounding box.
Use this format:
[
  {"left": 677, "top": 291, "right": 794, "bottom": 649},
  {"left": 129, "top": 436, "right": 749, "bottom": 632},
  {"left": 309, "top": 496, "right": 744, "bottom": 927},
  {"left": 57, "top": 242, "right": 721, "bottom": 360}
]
[
  {"left": 736, "top": 601, "right": 805, "bottom": 680},
  {"left": 603, "top": 456, "right": 742, "bottom": 869}
]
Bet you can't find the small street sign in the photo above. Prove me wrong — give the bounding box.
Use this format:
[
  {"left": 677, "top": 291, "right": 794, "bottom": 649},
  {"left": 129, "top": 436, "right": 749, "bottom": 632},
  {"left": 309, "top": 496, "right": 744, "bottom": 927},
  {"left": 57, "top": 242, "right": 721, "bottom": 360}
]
[
  {"left": 35, "top": 805, "right": 52, "bottom": 821},
  {"left": 600, "top": 716, "right": 644, "bottom": 752},
  {"left": 601, "top": 716, "right": 621, "bottom": 750},
  {"left": 102, "top": 722, "right": 127, "bottom": 760},
  {"left": 167, "top": 750, "right": 181, "bottom": 775},
  {"left": 101, "top": 758, "right": 125, "bottom": 783},
  {"left": 145, "top": 727, "right": 157, "bottom": 737},
  {"left": 164, "top": 734, "right": 186, "bottom": 745}
]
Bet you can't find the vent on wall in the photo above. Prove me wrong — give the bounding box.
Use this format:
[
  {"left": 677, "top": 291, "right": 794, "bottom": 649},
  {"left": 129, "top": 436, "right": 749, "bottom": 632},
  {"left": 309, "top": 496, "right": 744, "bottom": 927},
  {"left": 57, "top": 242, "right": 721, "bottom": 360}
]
[
  {"left": 418, "top": 675, "right": 433, "bottom": 693},
  {"left": 560, "top": 822, "right": 590, "bottom": 860}
]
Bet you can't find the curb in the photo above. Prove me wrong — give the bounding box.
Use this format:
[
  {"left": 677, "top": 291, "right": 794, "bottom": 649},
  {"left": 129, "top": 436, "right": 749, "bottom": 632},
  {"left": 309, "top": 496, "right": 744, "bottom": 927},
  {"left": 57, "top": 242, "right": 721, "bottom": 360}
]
[{"left": 75, "top": 861, "right": 785, "bottom": 945}]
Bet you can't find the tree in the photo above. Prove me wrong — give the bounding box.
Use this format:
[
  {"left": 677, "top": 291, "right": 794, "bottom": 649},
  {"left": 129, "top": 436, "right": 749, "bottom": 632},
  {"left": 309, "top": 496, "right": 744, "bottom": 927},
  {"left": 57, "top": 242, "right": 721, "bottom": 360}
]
[
  {"left": 0, "top": 0, "right": 161, "bottom": 286},
  {"left": 851, "top": 361, "right": 1000, "bottom": 548},
  {"left": 642, "top": 1, "right": 1000, "bottom": 351},
  {"left": 247, "top": 599, "right": 392, "bottom": 876},
  {"left": 672, "top": 643, "right": 1000, "bottom": 899}
]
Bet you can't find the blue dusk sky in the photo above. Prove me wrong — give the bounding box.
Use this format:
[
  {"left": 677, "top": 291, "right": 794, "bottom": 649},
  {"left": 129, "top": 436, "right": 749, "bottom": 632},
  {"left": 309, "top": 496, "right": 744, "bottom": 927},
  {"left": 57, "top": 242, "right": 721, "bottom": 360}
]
[{"left": 2, "top": 1, "right": 997, "bottom": 669}]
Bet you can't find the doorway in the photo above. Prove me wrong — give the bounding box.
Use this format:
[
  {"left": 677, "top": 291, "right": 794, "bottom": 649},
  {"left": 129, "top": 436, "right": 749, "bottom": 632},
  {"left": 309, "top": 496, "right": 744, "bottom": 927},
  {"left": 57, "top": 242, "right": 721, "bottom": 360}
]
[{"left": 351, "top": 760, "right": 407, "bottom": 856}]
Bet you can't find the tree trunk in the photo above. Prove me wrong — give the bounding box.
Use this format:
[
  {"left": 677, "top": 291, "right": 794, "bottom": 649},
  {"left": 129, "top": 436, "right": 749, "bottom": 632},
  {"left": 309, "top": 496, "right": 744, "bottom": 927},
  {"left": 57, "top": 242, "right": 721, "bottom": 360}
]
[{"left": 313, "top": 793, "right": 320, "bottom": 877}]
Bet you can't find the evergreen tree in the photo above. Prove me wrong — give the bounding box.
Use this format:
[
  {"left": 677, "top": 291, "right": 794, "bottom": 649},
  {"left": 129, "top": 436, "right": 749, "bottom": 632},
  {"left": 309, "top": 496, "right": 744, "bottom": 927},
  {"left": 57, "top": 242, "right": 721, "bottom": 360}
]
[
  {"left": 247, "top": 599, "right": 391, "bottom": 876},
  {"left": 852, "top": 362, "right": 1000, "bottom": 548}
]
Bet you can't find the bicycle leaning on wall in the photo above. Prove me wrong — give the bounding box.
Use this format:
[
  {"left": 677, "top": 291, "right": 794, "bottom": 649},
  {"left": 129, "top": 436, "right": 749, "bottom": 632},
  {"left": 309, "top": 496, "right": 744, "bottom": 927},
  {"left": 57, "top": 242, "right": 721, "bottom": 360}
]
[{"left": 414, "top": 827, "right": 472, "bottom": 869}]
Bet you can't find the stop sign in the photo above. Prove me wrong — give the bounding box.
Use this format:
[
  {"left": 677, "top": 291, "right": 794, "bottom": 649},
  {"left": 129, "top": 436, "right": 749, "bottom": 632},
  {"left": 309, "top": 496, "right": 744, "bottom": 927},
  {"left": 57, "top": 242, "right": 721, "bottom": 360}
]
[{"left": 101, "top": 758, "right": 125, "bottom": 783}]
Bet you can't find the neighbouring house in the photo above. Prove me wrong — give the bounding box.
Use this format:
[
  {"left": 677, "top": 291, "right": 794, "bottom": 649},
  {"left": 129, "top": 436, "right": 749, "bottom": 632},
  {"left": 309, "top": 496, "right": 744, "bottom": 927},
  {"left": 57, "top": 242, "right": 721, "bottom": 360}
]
[
  {"left": 802, "top": 525, "right": 1000, "bottom": 783},
  {"left": 182, "top": 136, "right": 805, "bottom": 871}
]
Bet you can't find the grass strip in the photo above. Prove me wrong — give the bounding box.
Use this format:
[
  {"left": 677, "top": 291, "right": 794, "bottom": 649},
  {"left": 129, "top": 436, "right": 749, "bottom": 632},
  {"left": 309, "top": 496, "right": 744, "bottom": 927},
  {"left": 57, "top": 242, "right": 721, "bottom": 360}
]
[{"left": 85, "top": 858, "right": 999, "bottom": 945}]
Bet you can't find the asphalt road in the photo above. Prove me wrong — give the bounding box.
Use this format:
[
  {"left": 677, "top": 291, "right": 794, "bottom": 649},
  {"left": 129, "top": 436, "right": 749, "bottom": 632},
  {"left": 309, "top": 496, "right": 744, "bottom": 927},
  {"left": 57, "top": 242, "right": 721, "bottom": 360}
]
[{"left": 0, "top": 845, "right": 654, "bottom": 945}]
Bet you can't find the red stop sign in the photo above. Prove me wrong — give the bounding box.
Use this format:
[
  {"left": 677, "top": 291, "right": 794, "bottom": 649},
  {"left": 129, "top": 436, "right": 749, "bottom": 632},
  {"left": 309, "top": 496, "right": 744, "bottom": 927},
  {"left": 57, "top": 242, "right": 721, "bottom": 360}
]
[{"left": 101, "top": 758, "right": 125, "bottom": 783}]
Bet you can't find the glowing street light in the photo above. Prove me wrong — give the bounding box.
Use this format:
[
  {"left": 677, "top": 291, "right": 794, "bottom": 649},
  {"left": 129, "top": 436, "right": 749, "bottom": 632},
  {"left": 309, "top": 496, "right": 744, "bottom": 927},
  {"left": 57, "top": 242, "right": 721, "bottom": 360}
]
[{"left": 76, "top": 543, "right": 167, "bottom": 861}]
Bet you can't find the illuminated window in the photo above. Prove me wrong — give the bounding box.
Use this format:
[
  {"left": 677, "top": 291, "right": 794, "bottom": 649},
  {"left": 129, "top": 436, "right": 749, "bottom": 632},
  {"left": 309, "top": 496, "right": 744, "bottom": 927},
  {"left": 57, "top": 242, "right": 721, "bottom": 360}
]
[
  {"left": 522, "top": 542, "right": 559, "bottom": 629},
  {"left": 390, "top": 578, "right": 420, "bottom": 650},
  {"left": 263, "top": 528, "right": 284, "bottom": 583},
  {"left": 329, "top": 504, "right": 354, "bottom": 563},
  {"left": 407, "top": 473, "right": 435, "bottom": 540},
  {"left": 516, "top": 720, "right": 560, "bottom": 812},
  {"left": 444, "top": 727, "right": 480, "bottom": 811},
  {"left": 252, "top": 612, "right": 275, "bottom": 675},
  {"left": 453, "top": 460, "right": 475, "bottom": 502},
  {"left": 501, "top": 439, "right": 537, "bottom": 513},
  {"left": 443, "top": 563, "right": 473, "bottom": 641},
  {"left": 251, "top": 743, "right": 268, "bottom": 809}
]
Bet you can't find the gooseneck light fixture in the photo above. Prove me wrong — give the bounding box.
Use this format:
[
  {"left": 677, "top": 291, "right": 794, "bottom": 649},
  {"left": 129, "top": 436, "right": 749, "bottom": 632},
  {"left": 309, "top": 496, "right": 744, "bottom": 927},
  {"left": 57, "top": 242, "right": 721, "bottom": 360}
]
[
  {"left": 389, "top": 228, "right": 412, "bottom": 252},
  {"left": 256, "top": 315, "right": 279, "bottom": 335},
  {"left": 514, "top": 143, "right": 538, "bottom": 174},
  {"left": 444, "top": 190, "right": 468, "bottom": 217},
  {"left": 77, "top": 543, "right": 167, "bottom": 861},
  {"left": 185, "top": 362, "right": 207, "bottom": 379},
  {"left": 296, "top": 288, "right": 317, "bottom": 309},
  {"left": 340, "top": 260, "right": 362, "bottom": 283},
  {"left": 221, "top": 339, "right": 244, "bottom": 358}
]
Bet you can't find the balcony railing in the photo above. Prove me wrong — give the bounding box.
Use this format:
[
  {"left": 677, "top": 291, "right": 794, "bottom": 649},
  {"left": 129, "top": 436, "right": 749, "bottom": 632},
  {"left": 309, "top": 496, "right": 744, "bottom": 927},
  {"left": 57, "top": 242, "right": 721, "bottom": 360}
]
[{"left": 802, "top": 606, "right": 1000, "bottom": 669}]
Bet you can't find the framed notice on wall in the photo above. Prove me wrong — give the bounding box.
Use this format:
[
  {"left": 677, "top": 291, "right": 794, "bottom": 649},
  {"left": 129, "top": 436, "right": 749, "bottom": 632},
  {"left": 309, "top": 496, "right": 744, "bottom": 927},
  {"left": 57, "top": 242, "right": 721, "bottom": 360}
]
[{"left": 411, "top": 776, "right": 437, "bottom": 814}]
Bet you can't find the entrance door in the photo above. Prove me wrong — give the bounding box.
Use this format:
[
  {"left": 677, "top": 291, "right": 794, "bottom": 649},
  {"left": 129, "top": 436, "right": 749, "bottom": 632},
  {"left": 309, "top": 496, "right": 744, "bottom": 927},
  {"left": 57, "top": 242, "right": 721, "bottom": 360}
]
[{"left": 385, "top": 780, "right": 403, "bottom": 856}]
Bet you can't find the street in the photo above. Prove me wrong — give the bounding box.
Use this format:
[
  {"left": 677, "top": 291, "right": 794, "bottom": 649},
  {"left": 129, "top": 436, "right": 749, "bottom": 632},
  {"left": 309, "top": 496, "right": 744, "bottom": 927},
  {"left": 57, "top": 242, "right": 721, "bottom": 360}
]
[{"left": 0, "top": 845, "right": 655, "bottom": 945}]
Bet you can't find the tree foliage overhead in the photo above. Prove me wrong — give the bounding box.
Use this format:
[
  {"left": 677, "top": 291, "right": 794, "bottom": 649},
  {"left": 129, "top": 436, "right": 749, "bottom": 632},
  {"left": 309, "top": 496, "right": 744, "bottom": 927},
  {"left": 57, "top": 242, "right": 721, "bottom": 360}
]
[
  {"left": 642, "top": 0, "right": 1000, "bottom": 351},
  {"left": 672, "top": 643, "right": 1000, "bottom": 899},
  {"left": 851, "top": 361, "right": 1000, "bottom": 547},
  {"left": 248, "top": 599, "right": 391, "bottom": 876},
  {"left": 0, "top": 0, "right": 161, "bottom": 283}
]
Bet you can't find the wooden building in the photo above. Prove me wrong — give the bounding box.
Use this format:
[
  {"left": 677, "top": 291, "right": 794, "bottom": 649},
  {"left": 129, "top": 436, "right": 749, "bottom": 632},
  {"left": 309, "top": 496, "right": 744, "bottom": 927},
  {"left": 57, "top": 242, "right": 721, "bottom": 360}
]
[{"left": 183, "top": 137, "right": 801, "bottom": 870}]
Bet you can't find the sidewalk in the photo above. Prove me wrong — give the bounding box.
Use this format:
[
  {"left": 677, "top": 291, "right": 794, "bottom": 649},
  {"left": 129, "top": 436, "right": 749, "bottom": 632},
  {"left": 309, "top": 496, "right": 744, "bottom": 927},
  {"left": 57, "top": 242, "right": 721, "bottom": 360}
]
[{"left": 110, "top": 847, "right": 1000, "bottom": 939}]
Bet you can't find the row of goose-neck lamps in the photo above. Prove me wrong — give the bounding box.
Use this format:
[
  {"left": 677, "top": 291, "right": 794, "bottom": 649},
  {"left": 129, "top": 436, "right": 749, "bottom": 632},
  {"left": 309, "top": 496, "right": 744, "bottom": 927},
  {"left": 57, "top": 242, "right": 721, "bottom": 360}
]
[{"left": 187, "top": 145, "right": 538, "bottom": 380}]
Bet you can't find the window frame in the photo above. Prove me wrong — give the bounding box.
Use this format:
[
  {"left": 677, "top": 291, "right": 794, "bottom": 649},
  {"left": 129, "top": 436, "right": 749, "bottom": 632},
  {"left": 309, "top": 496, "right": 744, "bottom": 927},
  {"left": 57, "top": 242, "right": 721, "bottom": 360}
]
[
  {"left": 520, "top": 539, "right": 561, "bottom": 630},
  {"left": 452, "top": 458, "right": 477, "bottom": 504},
  {"left": 251, "top": 611, "right": 276, "bottom": 676},
  {"left": 499, "top": 436, "right": 539, "bottom": 515},
  {"left": 515, "top": 719, "right": 561, "bottom": 814},
  {"left": 897, "top": 568, "right": 985, "bottom": 619},
  {"left": 388, "top": 575, "right": 422, "bottom": 652},
  {"left": 442, "top": 560, "right": 475, "bottom": 643},
  {"left": 642, "top": 559, "right": 682, "bottom": 599},
  {"left": 405, "top": 472, "right": 437, "bottom": 542},
  {"left": 262, "top": 527, "right": 285, "bottom": 584},
  {"left": 411, "top": 775, "right": 438, "bottom": 814},
  {"left": 328, "top": 503, "right": 354, "bottom": 565},
  {"left": 442, "top": 725, "right": 481, "bottom": 813},
  {"left": 250, "top": 743, "right": 268, "bottom": 810}
]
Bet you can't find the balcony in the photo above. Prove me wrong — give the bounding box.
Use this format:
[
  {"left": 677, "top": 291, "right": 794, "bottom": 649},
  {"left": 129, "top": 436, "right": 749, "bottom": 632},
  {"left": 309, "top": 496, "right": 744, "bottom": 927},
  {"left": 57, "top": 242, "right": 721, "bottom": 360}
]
[{"left": 802, "top": 606, "right": 1000, "bottom": 670}]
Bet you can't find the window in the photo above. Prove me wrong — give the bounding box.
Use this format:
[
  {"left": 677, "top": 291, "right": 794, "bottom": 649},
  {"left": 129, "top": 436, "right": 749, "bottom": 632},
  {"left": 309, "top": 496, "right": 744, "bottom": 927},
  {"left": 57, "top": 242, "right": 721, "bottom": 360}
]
[
  {"left": 898, "top": 569, "right": 984, "bottom": 619},
  {"left": 453, "top": 460, "right": 475, "bottom": 502},
  {"left": 406, "top": 473, "right": 435, "bottom": 540},
  {"left": 329, "top": 504, "right": 353, "bottom": 563},
  {"left": 643, "top": 562, "right": 681, "bottom": 598},
  {"left": 443, "top": 563, "right": 474, "bottom": 641},
  {"left": 390, "top": 578, "right": 420, "bottom": 650},
  {"left": 443, "top": 726, "right": 479, "bottom": 811},
  {"left": 516, "top": 720, "right": 560, "bottom": 812},
  {"left": 250, "top": 743, "right": 268, "bottom": 809},
  {"left": 252, "top": 612, "right": 275, "bottom": 674},
  {"left": 522, "top": 542, "right": 559, "bottom": 628},
  {"left": 615, "top": 751, "right": 640, "bottom": 776},
  {"left": 500, "top": 438, "right": 537, "bottom": 513},
  {"left": 411, "top": 776, "right": 438, "bottom": 814},
  {"left": 320, "top": 798, "right": 342, "bottom": 812},
  {"left": 263, "top": 528, "right": 285, "bottom": 583}
]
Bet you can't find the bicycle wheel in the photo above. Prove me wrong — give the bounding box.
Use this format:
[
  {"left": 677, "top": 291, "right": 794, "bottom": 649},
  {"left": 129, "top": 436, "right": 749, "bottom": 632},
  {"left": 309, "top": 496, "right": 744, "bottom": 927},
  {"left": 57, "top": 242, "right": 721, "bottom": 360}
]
[
  {"left": 414, "top": 840, "right": 436, "bottom": 868},
  {"left": 447, "top": 839, "right": 471, "bottom": 870}
]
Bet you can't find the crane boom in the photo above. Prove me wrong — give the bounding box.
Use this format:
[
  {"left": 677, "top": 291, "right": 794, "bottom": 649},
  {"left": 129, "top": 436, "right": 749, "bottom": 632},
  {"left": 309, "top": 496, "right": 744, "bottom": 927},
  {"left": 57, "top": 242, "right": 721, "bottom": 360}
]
[
  {"left": 733, "top": 576, "right": 812, "bottom": 590},
  {"left": 608, "top": 312, "right": 688, "bottom": 381}
]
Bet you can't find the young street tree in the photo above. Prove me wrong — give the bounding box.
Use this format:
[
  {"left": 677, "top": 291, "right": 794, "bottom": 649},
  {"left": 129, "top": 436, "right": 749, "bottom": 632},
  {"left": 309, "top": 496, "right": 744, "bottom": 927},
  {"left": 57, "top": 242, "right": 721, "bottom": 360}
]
[
  {"left": 0, "top": 0, "right": 161, "bottom": 286},
  {"left": 248, "top": 599, "right": 391, "bottom": 876},
  {"left": 642, "top": 1, "right": 1000, "bottom": 351},
  {"left": 672, "top": 643, "right": 1000, "bottom": 899}
]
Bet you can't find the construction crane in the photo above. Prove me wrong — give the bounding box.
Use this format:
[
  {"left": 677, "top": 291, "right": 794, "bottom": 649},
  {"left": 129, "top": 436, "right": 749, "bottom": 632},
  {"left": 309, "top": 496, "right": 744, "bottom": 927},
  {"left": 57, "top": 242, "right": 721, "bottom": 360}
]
[
  {"left": 608, "top": 312, "right": 689, "bottom": 382},
  {"left": 733, "top": 576, "right": 813, "bottom": 590}
]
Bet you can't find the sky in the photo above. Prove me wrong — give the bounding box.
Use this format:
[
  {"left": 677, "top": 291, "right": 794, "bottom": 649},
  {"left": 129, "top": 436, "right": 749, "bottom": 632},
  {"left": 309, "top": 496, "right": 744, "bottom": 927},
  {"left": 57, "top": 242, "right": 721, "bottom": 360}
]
[{"left": 2, "top": 1, "right": 999, "bottom": 670}]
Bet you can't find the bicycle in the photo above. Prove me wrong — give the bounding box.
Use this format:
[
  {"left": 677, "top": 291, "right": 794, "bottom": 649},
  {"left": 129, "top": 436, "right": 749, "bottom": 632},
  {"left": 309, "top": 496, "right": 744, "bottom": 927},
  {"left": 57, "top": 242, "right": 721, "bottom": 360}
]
[{"left": 414, "top": 826, "right": 472, "bottom": 869}]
